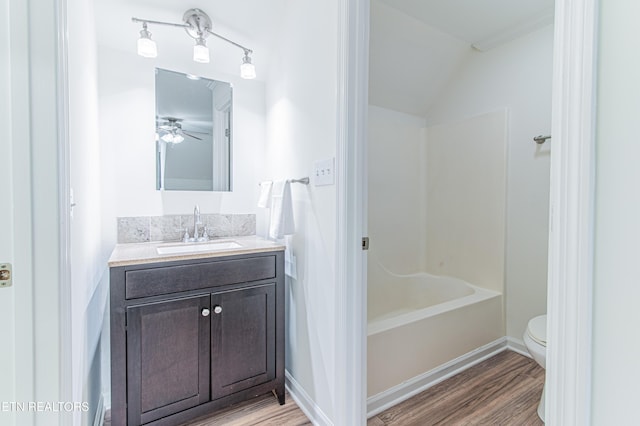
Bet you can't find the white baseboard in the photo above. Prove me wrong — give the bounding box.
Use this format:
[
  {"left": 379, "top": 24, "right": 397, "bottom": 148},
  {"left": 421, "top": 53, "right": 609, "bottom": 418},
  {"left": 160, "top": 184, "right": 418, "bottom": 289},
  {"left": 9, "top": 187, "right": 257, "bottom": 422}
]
[
  {"left": 285, "top": 370, "right": 333, "bottom": 426},
  {"left": 506, "top": 336, "right": 532, "bottom": 358},
  {"left": 367, "top": 338, "right": 508, "bottom": 417},
  {"left": 93, "top": 394, "right": 106, "bottom": 426},
  {"left": 102, "top": 392, "right": 111, "bottom": 411}
]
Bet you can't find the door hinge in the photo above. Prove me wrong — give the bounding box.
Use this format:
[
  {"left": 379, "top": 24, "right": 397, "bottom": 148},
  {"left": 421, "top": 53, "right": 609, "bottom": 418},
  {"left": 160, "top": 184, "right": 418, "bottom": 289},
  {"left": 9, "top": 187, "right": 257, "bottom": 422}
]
[
  {"left": 0, "top": 263, "right": 12, "bottom": 288},
  {"left": 362, "top": 237, "right": 369, "bottom": 251}
]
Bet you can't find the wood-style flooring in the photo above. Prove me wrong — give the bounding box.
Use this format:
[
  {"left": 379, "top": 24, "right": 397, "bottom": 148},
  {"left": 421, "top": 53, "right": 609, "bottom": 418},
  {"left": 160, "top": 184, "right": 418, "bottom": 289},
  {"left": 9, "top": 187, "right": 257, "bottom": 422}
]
[
  {"left": 368, "top": 350, "right": 544, "bottom": 426},
  {"left": 182, "top": 393, "right": 311, "bottom": 426},
  {"left": 105, "top": 350, "right": 543, "bottom": 425}
]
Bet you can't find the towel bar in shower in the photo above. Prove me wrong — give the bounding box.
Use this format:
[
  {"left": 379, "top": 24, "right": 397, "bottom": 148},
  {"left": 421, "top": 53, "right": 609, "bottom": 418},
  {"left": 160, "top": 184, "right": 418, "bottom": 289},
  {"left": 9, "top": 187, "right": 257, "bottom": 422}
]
[{"left": 533, "top": 135, "right": 551, "bottom": 144}]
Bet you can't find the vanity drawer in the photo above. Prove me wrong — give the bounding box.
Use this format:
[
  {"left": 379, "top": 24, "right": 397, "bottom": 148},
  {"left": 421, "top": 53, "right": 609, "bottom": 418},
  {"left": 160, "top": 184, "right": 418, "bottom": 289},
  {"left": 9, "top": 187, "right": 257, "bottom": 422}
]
[{"left": 125, "top": 256, "right": 276, "bottom": 299}]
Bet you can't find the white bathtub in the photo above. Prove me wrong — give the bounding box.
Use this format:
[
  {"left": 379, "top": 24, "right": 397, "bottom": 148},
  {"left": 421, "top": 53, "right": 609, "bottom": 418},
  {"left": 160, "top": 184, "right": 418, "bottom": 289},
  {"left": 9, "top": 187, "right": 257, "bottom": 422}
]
[{"left": 367, "top": 263, "right": 503, "bottom": 398}]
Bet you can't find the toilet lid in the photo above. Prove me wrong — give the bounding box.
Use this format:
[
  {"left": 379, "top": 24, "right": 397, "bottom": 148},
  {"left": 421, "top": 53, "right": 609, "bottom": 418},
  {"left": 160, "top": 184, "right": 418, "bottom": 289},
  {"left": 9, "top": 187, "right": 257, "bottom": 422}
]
[{"left": 527, "top": 315, "right": 547, "bottom": 346}]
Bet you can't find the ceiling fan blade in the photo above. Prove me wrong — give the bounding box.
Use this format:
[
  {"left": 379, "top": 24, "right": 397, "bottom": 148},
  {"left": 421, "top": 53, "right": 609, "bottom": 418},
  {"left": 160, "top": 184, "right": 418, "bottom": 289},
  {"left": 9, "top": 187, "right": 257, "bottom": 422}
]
[
  {"left": 159, "top": 116, "right": 183, "bottom": 122},
  {"left": 182, "top": 130, "right": 209, "bottom": 135},
  {"left": 183, "top": 131, "right": 203, "bottom": 141}
]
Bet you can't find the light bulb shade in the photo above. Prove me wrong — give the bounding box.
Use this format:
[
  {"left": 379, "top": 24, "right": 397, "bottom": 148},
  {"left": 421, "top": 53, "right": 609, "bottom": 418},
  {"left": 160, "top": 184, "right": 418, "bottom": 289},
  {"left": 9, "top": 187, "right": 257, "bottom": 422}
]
[
  {"left": 240, "top": 55, "right": 256, "bottom": 79},
  {"left": 193, "top": 38, "right": 210, "bottom": 63},
  {"left": 159, "top": 131, "right": 185, "bottom": 144},
  {"left": 137, "top": 29, "right": 157, "bottom": 58}
]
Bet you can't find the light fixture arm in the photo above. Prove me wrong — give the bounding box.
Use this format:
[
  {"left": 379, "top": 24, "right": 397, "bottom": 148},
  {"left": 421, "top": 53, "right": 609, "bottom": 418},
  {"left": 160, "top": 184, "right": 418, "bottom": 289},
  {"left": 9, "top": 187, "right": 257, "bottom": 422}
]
[
  {"left": 132, "top": 8, "right": 256, "bottom": 79},
  {"left": 131, "top": 10, "right": 253, "bottom": 55},
  {"left": 206, "top": 29, "right": 252, "bottom": 55},
  {"left": 131, "top": 17, "right": 189, "bottom": 30}
]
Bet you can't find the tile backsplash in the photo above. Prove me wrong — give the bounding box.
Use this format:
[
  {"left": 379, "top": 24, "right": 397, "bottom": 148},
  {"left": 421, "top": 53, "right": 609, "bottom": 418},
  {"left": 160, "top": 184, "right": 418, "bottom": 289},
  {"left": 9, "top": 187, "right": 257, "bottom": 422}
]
[{"left": 117, "top": 214, "right": 256, "bottom": 244}]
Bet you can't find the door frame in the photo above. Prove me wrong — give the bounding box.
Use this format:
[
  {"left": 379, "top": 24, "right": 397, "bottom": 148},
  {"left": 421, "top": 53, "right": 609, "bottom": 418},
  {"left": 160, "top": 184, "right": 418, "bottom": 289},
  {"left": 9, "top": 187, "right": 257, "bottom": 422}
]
[
  {"left": 546, "top": 0, "right": 598, "bottom": 423},
  {"left": 47, "top": 0, "right": 598, "bottom": 423},
  {"left": 335, "top": 0, "right": 599, "bottom": 424},
  {"left": 334, "top": 0, "right": 369, "bottom": 424}
]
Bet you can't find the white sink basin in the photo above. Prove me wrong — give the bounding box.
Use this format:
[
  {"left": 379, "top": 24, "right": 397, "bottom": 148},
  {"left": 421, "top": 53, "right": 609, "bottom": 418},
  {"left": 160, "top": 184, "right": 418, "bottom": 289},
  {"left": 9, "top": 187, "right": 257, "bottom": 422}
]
[{"left": 156, "top": 241, "right": 242, "bottom": 255}]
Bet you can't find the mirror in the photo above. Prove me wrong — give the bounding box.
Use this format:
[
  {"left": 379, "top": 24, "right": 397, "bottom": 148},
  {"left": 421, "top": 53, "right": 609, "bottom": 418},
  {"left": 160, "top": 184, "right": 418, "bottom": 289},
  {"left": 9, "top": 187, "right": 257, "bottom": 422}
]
[{"left": 155, "top": 68, "right": 232, "bottom": 191}]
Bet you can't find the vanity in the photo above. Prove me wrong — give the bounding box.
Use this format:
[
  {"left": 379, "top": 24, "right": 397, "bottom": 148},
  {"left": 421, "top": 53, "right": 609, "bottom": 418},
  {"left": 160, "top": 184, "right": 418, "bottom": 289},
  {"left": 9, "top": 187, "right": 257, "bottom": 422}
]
[{"left": 108, "top": 236, "right": 286, "bottom": 426}]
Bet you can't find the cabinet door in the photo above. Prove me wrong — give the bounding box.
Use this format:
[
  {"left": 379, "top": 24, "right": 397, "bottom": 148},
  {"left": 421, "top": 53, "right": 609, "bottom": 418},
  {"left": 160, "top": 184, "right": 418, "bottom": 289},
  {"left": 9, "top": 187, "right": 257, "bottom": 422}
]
[
  {"left": 211, "top": 283, "right": 276, "bottom": 400},
  {"left": 127, "top": 295, "right": 210, "bottom": 425}
]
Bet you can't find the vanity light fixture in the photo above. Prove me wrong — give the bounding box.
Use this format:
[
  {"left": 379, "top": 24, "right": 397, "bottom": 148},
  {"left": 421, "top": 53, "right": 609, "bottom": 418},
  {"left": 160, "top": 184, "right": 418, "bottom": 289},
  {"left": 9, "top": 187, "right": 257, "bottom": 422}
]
[
  {"left": 193, "top": 37, "right": 210, "bottom": 63},
  {"left": 132, "top": 8, "right": 256, "bottom": 79},
  {"left": 240, "top": 52, "right": 256, "bottom": 79},
  {"left": 137, "top": 22, "right": 157, "bottom": 58}
]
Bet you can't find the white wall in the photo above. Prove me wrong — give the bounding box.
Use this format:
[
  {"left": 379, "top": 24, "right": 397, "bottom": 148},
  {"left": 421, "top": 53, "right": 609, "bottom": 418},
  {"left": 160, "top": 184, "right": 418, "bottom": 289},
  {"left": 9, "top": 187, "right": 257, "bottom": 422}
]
[
  {"left": 425, "top": 25, "right": 554, "bottom": 341},
  {"left": 368, "top": 0, "right": 469, "bottom": 116},
  {"left": 264, "top": 0, "right": 339, "bottom": 422},
  {"left": 367, "top": 106, "right": 427, "bottom": 280},
  {"left": 68, "top": 0, "right": 112, "bottom": 422},
  {"left": 591, "top": 0, "right": 640, "bottom": 423},
  {"left": 97, "top": 47, "right": 265, "bottom": 218},
  {"left": 425, "top": 110, "right": 507, "bottom": 294}
]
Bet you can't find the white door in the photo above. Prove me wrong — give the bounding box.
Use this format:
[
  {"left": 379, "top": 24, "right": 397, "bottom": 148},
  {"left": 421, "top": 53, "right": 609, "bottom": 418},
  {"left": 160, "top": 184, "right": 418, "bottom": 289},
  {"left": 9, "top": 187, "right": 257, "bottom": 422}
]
[
  {"left": 0, "top": 0, "right": 17, "bottom": 418},
  {"left": 1, "top": 0, "right": 69, "bottom": 425}
]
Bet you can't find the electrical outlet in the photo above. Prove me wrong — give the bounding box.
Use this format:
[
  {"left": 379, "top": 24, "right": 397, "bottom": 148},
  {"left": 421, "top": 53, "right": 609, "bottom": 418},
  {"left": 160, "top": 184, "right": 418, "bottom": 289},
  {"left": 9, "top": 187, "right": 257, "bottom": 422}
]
[
  {"left": 0, "top": 263, "right": 12, "bottom": 288},
  {"left": 314, "top": 158, "right": 335, "bottom": 186}
]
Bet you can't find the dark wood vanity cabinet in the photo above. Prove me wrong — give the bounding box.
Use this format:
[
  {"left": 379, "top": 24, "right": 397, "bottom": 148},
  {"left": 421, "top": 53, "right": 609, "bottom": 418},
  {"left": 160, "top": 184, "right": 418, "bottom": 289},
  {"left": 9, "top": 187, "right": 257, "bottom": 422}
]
[
  {"left": 126, "top": 295, "right": 211, "bottom": 425},
  {"left": 110, "top": 250, "right": 285, "bottom": 426},
  {"left": 210, "top": 283, "right": 277, "bottom": 400}
]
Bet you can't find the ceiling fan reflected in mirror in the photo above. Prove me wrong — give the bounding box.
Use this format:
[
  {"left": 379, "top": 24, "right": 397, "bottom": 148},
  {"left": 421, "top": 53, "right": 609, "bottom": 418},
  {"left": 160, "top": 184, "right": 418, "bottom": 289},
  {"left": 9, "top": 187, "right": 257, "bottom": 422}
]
[{"left": 156, "top": 117, "right": 209, "bottom": 144}]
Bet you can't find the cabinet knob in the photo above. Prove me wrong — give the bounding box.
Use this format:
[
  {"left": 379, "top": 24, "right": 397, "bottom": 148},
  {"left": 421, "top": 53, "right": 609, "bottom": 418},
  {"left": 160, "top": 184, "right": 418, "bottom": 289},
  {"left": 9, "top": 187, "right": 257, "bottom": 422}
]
[
  {"left": 213, "top": 305, "right": 223, "bottom": 314},
  {"left": 201, "top": 308, "right": 211, "bottom": 317}
]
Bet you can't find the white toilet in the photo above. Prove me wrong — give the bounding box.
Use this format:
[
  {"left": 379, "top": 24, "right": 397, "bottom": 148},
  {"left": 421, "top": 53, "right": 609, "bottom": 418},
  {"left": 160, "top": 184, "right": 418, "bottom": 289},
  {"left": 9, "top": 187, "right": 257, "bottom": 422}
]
[{"left": 523, "top": 314, "right": 547, "bottom": 422}]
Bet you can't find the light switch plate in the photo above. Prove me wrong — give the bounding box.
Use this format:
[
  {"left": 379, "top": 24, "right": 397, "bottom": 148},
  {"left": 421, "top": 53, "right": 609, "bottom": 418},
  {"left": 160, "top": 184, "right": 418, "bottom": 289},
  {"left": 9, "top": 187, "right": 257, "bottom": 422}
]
[
  {"left": 314, "top": 158, "right": 335, "bottom": 186},
  {"left": 0, "top": 263, "right": 12, "bottom": 288}
]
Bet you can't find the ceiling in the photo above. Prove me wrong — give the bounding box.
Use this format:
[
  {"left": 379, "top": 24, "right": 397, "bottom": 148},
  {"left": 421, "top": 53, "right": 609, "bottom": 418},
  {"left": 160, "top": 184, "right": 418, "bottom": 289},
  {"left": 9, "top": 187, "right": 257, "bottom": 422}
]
[
  {"left": 377, "top": 0, "right": 554, "bottom": 49},
  {"left": 369, "top": 0, "right": 555, "bottom": 116}
]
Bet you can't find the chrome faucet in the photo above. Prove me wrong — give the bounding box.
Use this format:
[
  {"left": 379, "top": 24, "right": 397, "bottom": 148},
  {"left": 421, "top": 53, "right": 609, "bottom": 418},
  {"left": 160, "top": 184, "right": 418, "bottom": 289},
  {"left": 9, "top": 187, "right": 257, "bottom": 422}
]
[
  {"left": 182, "top": 204, "right": 208, "bottom": 242},
  {"left": 193, "top": 204, "right": 204, "bottom": 241}
]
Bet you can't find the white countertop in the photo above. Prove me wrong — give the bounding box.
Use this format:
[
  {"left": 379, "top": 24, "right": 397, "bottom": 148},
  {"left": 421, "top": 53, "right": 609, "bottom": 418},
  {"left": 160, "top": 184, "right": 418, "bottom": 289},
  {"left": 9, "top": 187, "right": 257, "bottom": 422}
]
[{"left": 108, "top": 235, "right": 285, "bottom": 267}]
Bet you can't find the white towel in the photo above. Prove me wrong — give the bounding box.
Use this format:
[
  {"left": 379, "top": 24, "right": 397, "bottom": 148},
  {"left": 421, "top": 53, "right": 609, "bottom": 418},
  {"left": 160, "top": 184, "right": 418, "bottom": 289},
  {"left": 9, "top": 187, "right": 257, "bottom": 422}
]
[
  {"left": 269, "top": 180, "right": 295, "bottom": 239},
  {"left": 257, "top": 181, "right": 273, "bottom": 208},
  {"left": 284, "top": 236, "right": 297, "bottom": 279}
]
